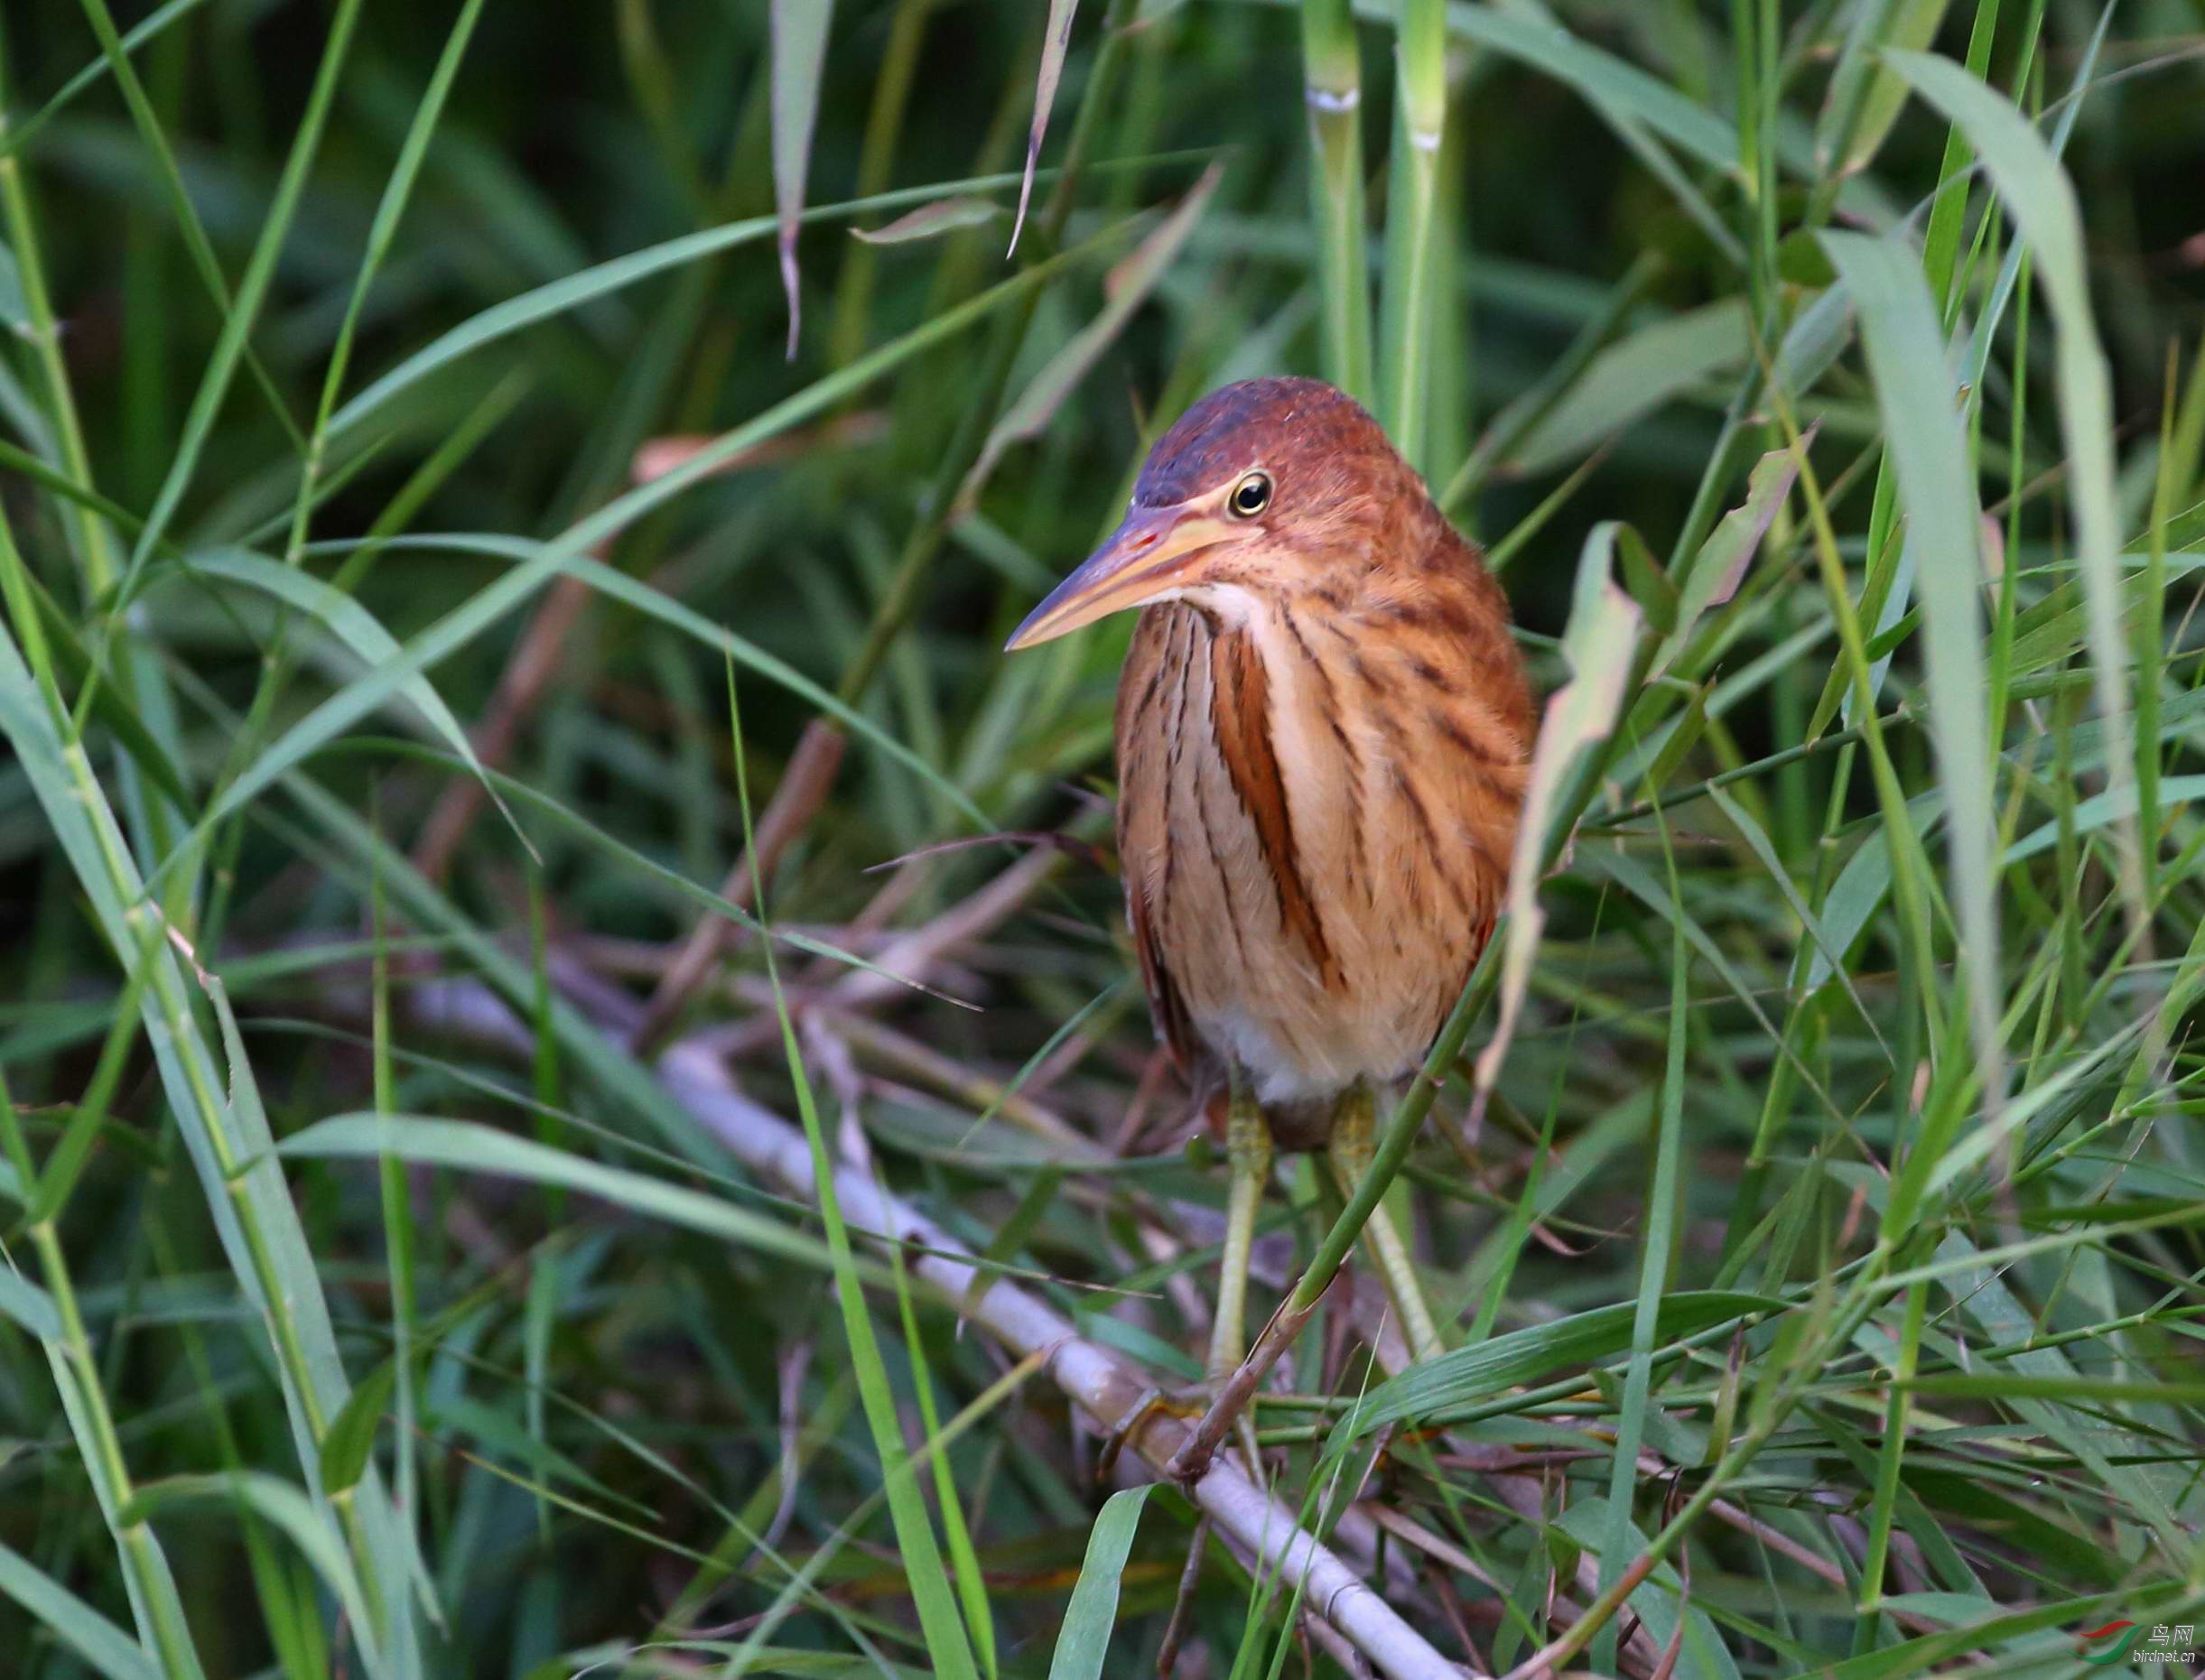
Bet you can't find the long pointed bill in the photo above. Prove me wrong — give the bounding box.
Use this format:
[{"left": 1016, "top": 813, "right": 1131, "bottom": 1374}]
[{"left": 1004, "top": 506, "right": 1238, "bottom": 650}]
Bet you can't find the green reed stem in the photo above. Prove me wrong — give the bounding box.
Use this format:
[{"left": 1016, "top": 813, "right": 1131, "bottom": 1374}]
[
  {"left": 1300, "top": 0, "right": 1372, "bottom": 406},
  {"left": 1376, "top": 0, "right": 1447, "bottom": 471},
  {"left": 0, "top": 1068, "right": 206, "bottom": 1679}
]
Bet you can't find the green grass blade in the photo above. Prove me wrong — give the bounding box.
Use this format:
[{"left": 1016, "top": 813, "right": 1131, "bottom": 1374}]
[
  {"left": 0, "top": 1540, "right": 161, "bottom": 1680},
  {"left": 1010, "top": 0, "right": 1082, "bottom": 257},
  {"left": 279, "top": 1115, "right": 852, "bottom": 1273},
  {"left": 1044, "top": 1486, "right": 1155, "bottom": 1680},
  {"left": 63, "top": 0, "right": 303, "bottom": 450},
  {"left": 119, "top": 1475, "right": 380, "bottom": 1673},
  {"left": 770, "top": 0, "right": 835, "bottom": 354},
  {"left": 1593, "top": 852, "right": 1689, "bottom": 1672},
  {"left": 1889, "top": 46, "right": 2141, "bottom": 935},
  {"left": 0, "top": 608, "right": 417, "bottom": 1674},
  {"left": 323, "top": 167, "right": 1143, "bottom": 441},
  {"left": 1328, "top": 1292, "right": 1774, "bottom": 1441},
  {"left": 1822, "top": 229, "right": 2003, "bottom": 1108},
  {"left": 0, "top": 0, "right": 207, "bottom": 168},
  {"left": 153, "top": 549, "right": 507, "bottom": 815},
  {"left": 886, "top": 1219, "right": 999, "bottom": 1678},
  {"left": 965, "top": 162, "right": 1220, "bottom": 501}
]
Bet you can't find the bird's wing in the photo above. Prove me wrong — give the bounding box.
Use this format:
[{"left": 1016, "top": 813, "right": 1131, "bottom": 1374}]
[
  {"left": 1125, "top": 865, "right": 1196, "bottom": 1079},
  {"left": 1117, "top": 606, "right": 1199, "bottom": 1081}
]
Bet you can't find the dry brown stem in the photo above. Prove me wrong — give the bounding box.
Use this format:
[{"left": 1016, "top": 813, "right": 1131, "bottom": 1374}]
[{"left": 633, "top": 717, "right": 850, "bottom": 1051}]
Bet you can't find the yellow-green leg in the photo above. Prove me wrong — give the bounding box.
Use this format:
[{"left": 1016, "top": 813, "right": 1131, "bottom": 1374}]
[
  {"left": 1100, "top": 1081, "right": 1274, "bottom": 1487},
  {"left": 1326, "top": 1081, "right": 1444, "bottom": 1363},
  {"left": 1209, "top": 1072, "right": 1272, "bottom": 1379}
]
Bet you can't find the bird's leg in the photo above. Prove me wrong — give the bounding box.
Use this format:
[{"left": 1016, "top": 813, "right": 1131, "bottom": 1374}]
[
  {"left": 1100, "top": 1077, "right": 1272, "bottom": 1486},
  {"left": 1208, "top": 1071, "right": 1273, "bottom": 1382},
  {"left": 1205, "top": 1071, "right": 1273, "bottom": 1473},
  {"left": 1326, "top": 1081, "right": 1444, "bottom": 1363}
]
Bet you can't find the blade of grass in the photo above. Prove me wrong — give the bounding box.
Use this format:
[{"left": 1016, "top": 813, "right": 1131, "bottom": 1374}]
[
  {"left": 1472, "top": 525, "right": 1644, "bottom": 1128},
  {"left": 1009, "top": 0, "right": 1081, "bottom": 257},
  {"left": 0, "top": 1069, "right": 208, "bottom": 1680},
  {"left": 963, "top": 161, "right": 1221, "bottom": 504},
  {"left": 277, "top": 1115, "right": 851, "bottom": 1276},
  {"left": 0, "top": 0, "right": 205, "bottom": 166},
  {"left": 118, "top": 1475, "right": 377, "bottom": 1671},
  {"left": 197, "top": 0, "right": 496, "bottom": 942},
  {"left": 1817, "top": 0, "right": 1953, "bottom": 179},
  {"left": 323, "top": 162, "right": 1177, "bottom": 442},
  {"left": 769, "top": 0, "right": 834, "bottom": 355},
  {"left": 0, "top": 1539, "right": 161, "bottom": 1680},
  {"left": 0, "top": 559, "right": 418, "bottom": 1672},
  {"left": 1595, "top": 804, "right": 1696, "bottom": 1672},
  {"left": 1044, "top": 1486, "right": 1155, "bottom": 1680},
  {"left": 885, "top": 1221, "right": 998, "bottom": 1679},
  {"left": 1326, "top": 1292, "right": 1775, "bottom": 1443},
  {"left": 151, "top": 550, "right": 505, "bottom": 812},
  {"left": 1889, "top": 46, "right": 2141, "bottom": 936},
  {"left": 63, "top": 0, "right": 304, "bottom": 450},
  {"left": 1820, "top": 230, "right": 2002, "bottom": 1113}
]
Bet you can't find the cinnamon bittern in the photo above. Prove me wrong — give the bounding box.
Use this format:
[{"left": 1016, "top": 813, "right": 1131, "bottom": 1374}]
[{"left": 1007, "top": 376, "right": 1535, "bottom": 1392}]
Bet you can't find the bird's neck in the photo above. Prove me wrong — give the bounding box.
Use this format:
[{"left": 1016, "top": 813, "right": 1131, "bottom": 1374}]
[{"left": 1173, "top": 520, "right": 1535, "bottom": 784}]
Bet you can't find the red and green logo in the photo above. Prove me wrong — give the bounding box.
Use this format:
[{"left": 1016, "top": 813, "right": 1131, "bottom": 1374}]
[{"left": 2080, "top": 1621, "right": 2145, "bottom": 1666}]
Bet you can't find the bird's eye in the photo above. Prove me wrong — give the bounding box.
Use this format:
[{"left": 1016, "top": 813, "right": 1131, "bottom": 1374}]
[{"left": 1228, "top": 472, "right": 1272, "bottom": 519}]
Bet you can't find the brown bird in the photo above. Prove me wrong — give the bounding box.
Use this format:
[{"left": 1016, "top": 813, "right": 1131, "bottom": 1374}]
[{"left": 1007, "top": 376, "right": 1535, "bottom": 1385}]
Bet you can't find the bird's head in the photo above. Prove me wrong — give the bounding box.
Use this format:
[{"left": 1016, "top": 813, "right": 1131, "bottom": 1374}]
[{"left": 1005, "top": 376, "right": 1428, "bottom": 650}]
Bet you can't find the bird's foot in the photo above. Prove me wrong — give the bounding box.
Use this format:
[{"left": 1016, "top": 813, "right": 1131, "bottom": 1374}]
[{"left": 1095, "top": 1385, "right": 1206, "bottom": 1485}]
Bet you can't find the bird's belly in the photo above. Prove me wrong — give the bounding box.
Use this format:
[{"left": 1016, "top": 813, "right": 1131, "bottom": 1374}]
[{"left": 1143, "top": 803, "right": 1483, "bottom": 1105}]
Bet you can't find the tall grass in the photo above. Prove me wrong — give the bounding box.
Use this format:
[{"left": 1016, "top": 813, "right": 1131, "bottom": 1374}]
[{"left": 2, "top": 1, "right": 2202, "bottom": 1676}]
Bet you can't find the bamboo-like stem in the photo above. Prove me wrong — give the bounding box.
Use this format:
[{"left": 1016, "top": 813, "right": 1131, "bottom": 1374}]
[
  {"left": 1299, "top": 0, "right": 1372, "bottom": 406},
  {"left": 28, "top": 1221, "right": 209, "bottom": 1680},
  {"left": 0, "top": 1058, "right": 209, "bottom": 1680},
  {"left": 1375, "top": 0, "right": 1447, "bottom": 471},
  {"left": 657, "top": 1044, "right": 1459, "bottom": 1680}
]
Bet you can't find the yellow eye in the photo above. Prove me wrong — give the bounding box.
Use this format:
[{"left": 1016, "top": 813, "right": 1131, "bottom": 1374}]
[{"left": 1228, "top": 472, "right": 1272, "bottom": 518}]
